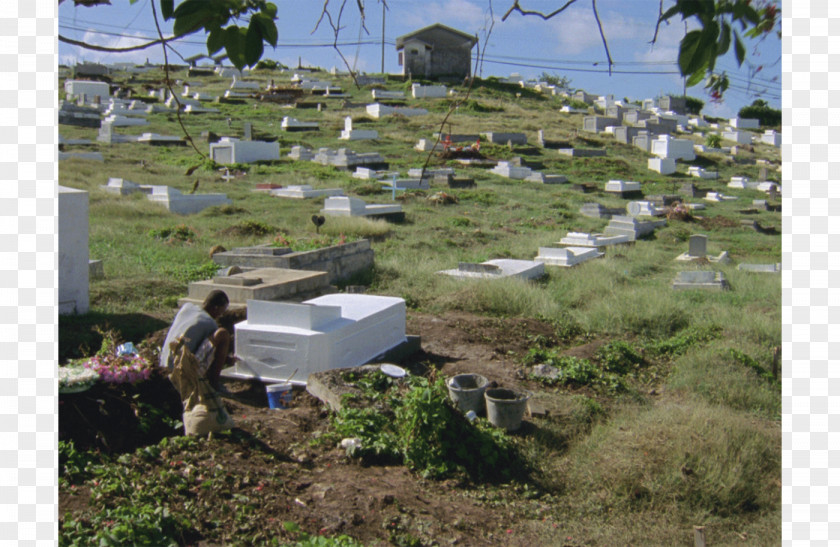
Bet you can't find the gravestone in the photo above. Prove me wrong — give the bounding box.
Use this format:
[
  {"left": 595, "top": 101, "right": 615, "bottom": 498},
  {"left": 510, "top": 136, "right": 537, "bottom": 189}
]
[
  {"left": 243, "top": 122, "right": 252, "bottom": 141},
  {"left": 438, "top": 259, "right": 545, "bottom": 281},
  {"left": 672, "top": 271, "right": 728, "bottom": 291},
  {"left": 688, "top": 235, "right": 707, "bottom": 257},
  {"left": 737, "top": 263, "right": 781, "bottom": 273}
]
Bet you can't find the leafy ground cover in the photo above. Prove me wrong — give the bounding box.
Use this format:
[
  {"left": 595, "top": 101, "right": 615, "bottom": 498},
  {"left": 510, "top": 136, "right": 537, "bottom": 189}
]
[{"left": 59, "top": 66, "right": 781, "bottom": 545}]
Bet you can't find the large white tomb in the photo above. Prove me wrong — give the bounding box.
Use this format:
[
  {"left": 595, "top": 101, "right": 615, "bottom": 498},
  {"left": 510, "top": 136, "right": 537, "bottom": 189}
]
[
  {"left": 438, "top": 259, "right": 545, "bottom": 281},
  {"left": 59, "top": 186, "right": 90, "bottom": 315},
  {"left": 535, "top": 246, "right": 603, "bottom": 267},
  {"left": 228, "top": 294, "right": 407, "bottom": 384},
  {"left": 209, "top": 138, "right": 280, "bottom": 164},
  {"left": 269, "top": 185, "right": 344, "bottom": 199}
]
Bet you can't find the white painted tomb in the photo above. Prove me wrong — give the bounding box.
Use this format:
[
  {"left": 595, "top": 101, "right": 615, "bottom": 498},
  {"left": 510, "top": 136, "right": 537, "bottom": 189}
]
[
  {"left": 626, "top": 201, "right": 665, "bottom": 217},
  {"left": 339, "top": 116, "right": 378, "bottom": 140},
  {"left": 371, "top": 89, "right": 405, "bottom": 99},
  {"left": 281, "top": 117, "right": 319, "bottom": 131},
  {"left": 535, "top": 246, "right": 603, "bottom": 267},
  {"left": 228, "top": 294, "right": 407, "bottom": 384},
  {"left": 64, "top": 80, "right": 110, "bottom": 101},
  {"left": 183, "top": 104, "right": 221, "bottom": 114},
  {"left": 59, "top": 186, "right": 90, "bottom": 315},
  {"left": 321, "top": 196, "right": 402, "bottom": 218},
  {"left": 102, "top": 114, "right": 149, "bottom": 127},
  {"left": 415, "top": 139, "right": 445, "bottom": 152},
  {"left": 650, "top": 134, "right": 696, "bottom": 161},
  {"left": 558, "top": 232, "right": 630, "bottom": 247},
  {"left": 721, "top": 128, "right": 752, "bottom": 145},
  {"left": 729, "top": 117, "right": 760, "bottom": 129},
  {"left": 737, "top": 263, "right": 781, "bottom": 273},
  {"left": 351, "top": 167, "right": 385, "bottom": 180},
  {"left": 411, "top": 84, "right": 447, "bottom": 98},
  {"left": 489, "top": 161, "right": 533, "bottom": 180},
  {"left": 438, "top": 259, "right": 545, "bottom": 281},
  {"left": 688, "top": 166, "right": 718, "bottom": 179},
  {"left": 269, "top": 185, "right": 344, "bottom": 199},
  {"left": 605, "top": 180, "right": 641, "bottom": 193},
  {"left": 760, "top": 130, "right": 781, "bottom": 147},
  {"left": 648, "top": 157, "right": 676, "bottom": 175},
  {"left": 145, "top": 185, "right": 232, "bottom": 214},
  {"left": 209, "top": 138, "right": 280, "bottom": 164},
  {"left": 366, "top": 103, "right": 428, "bottom": 118}
]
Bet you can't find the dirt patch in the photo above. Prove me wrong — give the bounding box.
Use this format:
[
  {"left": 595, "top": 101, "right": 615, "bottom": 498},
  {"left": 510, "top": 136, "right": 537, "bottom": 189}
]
[
  {"left": 60, "top": 310, "right": 593, "bottom": 546},
  {"left": 698, "top": 215, "right": 740, "bottom": 229}
]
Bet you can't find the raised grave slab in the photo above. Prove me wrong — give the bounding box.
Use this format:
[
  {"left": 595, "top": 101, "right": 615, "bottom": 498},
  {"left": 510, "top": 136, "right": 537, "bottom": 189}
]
[
  {"left": 604, "top": 215, "right": 666, "bottom": 240},
  {"left": 212, "top": 240, "right": 373, "bottom": 284},
  {"left": 226, "top": 294, "right": 408, "bottom": 384},
  {"left": 210, "top": 138, "right": 279, "bottom": 164},
  {"left": 438, "top": 259, "right": 545, "bottom": 281},
  {"left": 281, "top": 117, "right": 319, "bottom": 131},
  {"left": 557, "top": 148, "right": 606, "bottom": 157},
  {"left": 672, "top": 271, "right": 728, "bottom": 291},
  {"left": 321, "top": 196, "right": 404, "bottom": 222},
  {"left": 737, "top": 263, "right": 781, "bottom": 273},
  {"left": 559, "top": 232, "right": 630, "bottom": 247},
  {"left": 366, "top": 102, "right": 428, "bottom": 118},
  {"left": 535, "top": 246, "right": 603, "bottom": 267},
  {"left": 269, "top": 185, "right": 344, "bottom": 199},
  {"left": 182, "top": 267, "right": 332, "bottom": 308},
  {"left": 144, "top": 185, "right": 231, "bottom": 214},
  {"left": 482, "top": 132, "right": 527, "bottom": 145},
  {"left": 579, "top": 202, "right": 623, "bottom": 218}
]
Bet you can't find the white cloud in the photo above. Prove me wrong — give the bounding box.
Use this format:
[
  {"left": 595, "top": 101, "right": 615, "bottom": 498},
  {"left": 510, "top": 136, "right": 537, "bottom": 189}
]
[
  {"left": 398, "top": 0, "right": 493, "bottom": 35},
  {"left": 61, "top": 30, "right": 159, "bottom": 66}
]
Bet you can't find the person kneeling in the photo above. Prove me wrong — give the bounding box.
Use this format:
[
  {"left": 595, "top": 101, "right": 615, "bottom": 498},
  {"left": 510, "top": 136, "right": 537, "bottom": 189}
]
[{"left": 159, "top": 290, "right": 233, "bottom": 392}]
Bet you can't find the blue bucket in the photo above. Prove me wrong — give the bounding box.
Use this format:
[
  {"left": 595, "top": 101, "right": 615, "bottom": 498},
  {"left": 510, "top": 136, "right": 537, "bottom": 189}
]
[{"left": 266, "top": 383, "right": 293, "bottom": 409}]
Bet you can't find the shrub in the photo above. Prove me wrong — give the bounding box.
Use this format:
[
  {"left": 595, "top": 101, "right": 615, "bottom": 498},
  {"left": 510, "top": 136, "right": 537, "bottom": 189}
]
[{"left": 738, "top": 99, "right": 781, "bottom": 127}]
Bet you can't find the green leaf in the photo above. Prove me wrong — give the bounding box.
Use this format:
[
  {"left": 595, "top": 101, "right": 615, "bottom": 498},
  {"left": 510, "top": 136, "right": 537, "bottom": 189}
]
[
  {"left": 252, "top": 12, "right": 278, "bottom": 47},
  {"left": 160, "top": 0, "right": 174, "bottom": 20},
  {"left": 262, "top": 2, "right": 278, "bottom": 19},
  {"left": 173, "top": 11, "right": 210, "bottom": 37},
  {"left": 733, "top": 31, "right": 745, "bottom": 66},
  {"left": 172, "top": 0, "right": 207, "bottom": 19},
  {"left": 677, "top": 30, "right": 706, "bottom": 76},
  {"left": 206, "top": 27, "right": 225, "bottom": 56},
  {"left": 223, "top": 26, "right": 247, "bottom": 70},
  {"left": 717, "top": 22, "right": 731, "bottom": 56},
  {"left": 686, "top": 69, "right": 706, "bottom": 88}
]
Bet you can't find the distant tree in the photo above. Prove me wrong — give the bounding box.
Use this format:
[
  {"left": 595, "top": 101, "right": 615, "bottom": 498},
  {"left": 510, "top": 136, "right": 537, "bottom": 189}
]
[
  {"left": 539, "top": 72, "right": 572, "bottom": 89},
  {"left": 684, "top": 96, "right": 705, "bottom": 115},
  {"left": 738, "top": 99, "right": 781, "bottom": 127}
]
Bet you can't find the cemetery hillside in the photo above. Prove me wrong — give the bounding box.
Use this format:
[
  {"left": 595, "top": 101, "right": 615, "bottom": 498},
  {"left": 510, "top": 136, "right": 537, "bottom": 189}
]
[{"left": 58, "top": 62, "right": 781, "bottom": 546}]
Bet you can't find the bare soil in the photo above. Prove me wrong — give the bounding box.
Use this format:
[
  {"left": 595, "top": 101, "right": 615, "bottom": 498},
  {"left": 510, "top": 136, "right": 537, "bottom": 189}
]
[{"left": 60, "top": 310, "right": 609, "bottom": 546}]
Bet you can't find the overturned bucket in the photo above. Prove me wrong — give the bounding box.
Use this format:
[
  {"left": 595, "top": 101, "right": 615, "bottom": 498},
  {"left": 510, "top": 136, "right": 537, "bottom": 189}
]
[
  {"left": 484, "top": 388, "right": 531, "bottom": 431},
  {"left": 266, "top": 382, "right": 293, "bottom": 409},
  {"left": 447, "top": 373, "right": 489, "bottom": 415}
]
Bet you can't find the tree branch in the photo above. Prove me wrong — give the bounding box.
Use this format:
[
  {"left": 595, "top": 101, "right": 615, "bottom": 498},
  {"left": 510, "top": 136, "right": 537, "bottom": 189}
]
[
  {"left": 312, "top": 0, "right": 368, "bottom": 89},
  {"left": 501, "top": 0, "right": 580, "bottom": 22},
  {"left": 58, "top": 33, "right": 175, "bottom": 53},
  {"left": 149, "top": 0, "right": 204, "bottom": 159},
  {"left": 649, "top": 0, "right": 665, "bottom": 46},
  {"left": 591, "top": 0, "right": 613, "bottom": 75}
]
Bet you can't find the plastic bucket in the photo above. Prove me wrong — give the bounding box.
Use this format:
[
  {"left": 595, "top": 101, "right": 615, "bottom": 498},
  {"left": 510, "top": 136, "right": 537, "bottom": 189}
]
[
  {"left": 447, "top": 374, "right": 489, "bottom": 415},
  {"left": 266, "top": 382, "right": 293, "bottom": 409},
  {"left": 484, "top": 388, "right": 531, "bottom": 431}
]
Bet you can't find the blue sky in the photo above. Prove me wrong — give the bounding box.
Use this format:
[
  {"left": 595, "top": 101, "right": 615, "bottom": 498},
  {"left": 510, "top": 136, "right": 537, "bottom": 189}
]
[{"left": 58, "top": 0, "right": 781, "bottom": 119}]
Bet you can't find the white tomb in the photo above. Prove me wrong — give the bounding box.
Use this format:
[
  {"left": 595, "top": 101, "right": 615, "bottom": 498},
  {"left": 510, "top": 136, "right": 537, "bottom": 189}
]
[
  {"left": 535, "top": 246, "right": 603, "bottom": 267},
  {"left": 371, "top": 89, "right": 405, "bottom": 99},
  {"left": 407, "top": 167, "right": 454, "bottom": 178},
  {"left": 269, "top": 185, "right": 344, "bottom": 199},
  {"left": 704, "top": 192, "right": 738, "bottom": 202},
  {"left": 688, "top": 117, "right": 709, "bottom": 128},
  {"left": 59, "top": 186, "right": 90, "bottom": 315},
  {"left": 605, "top": 180, "right": 641, "bottom": 193},
  {"left": 648, "top": 157, "right": 676, "bottom": 175},
  {"left": 650, "top": 134, "right": 696, "bottom": 161},
  {"left": 438, "top": 259, "right": 545, "bottom": 281},
  {"left": 721, "top": 128, "right": 752, "bottom": 145},
  {"left": 626, "top": 201, "right": 665, "bottom": 217},
  {"left": 761, "top": 130, "right": 781, "bottom": 147},
  {"left": 339, "top": 116, "right": 378, "bottom": 140},
  {"left": 489, "top": 161, "right": 533, "bottom": 180},
  {"left": 102, "top": 114, "right": 149, "bottom": 127},
  {"left": 209, "top": 138, "right": 280, "bottom": 164},
  {"left": 414, "top": 139, "right": 445, "bottom": 151},
  {"left": 101, "top": 178, "right": 149, "bottom": 195},
  {"left": 58, "top": 152, "right": 104, "bottom": 162},
  {"left": 688, "top": 166, "right": 718, "bottom": 179},
  {"left": 183, "top": 104, "right": 220, "bottom": 113},
  {"left": 145, "top": 186, "right": 232, "bottom": 214},
  {"left": 281, "top": 117, "right": 319, "bottom": 131},
  {"left": 229, "top": 295, "right": 407, "bottom": 384},
  {"left": 321, "top": 196, "right": 402, "bottom": 218},
  {"left": 558, "top": 232, "right": 631, "bottom": 247},
  {"left": 351, "top": 167, "right": 385, "bottom": 180},
  {"left": 366, "top": 103, "right": 428, "bottom": 118},
  {"left": 729, "top": 117, "right": 760, "bottom": 129},
  {"left": 381, "top": 178, "right": 429, "bottom": 191},
  {"left": 411, "top": 84, "right": 447, "bottom": 98},
  {"left": 64, "top": 80, "right": 110, "bottom": 101},
  {"left": 137, "top": 133, "right": 184, "bottom": 145},
  {"left": 230, "top": 77, "right": 261, "bottom": 90}
]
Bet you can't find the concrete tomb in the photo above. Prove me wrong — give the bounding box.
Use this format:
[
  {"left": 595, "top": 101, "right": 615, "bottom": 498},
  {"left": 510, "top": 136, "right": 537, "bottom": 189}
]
[
  {"left": 737, "top": 263, "right": 781, "bottom": 273},
  {"left": 270, "top": 185, "right": 344, "bottom": 199},
  {"left": 558, "top": 231, "right": 630, "bottom": 248},
  {"left": 209, "top": 138, "right": 280, "bottom": 164},
  {"left": 411, "top": 83, "right": 447, "bottom": 98},
  {"left": 227, "top": 294, "right": 408, "bottom": 384},
  {"left": 688, "top": 166, "right": 718, "bottom": 179},
  {"left": 535, "top": 246, "right": 603, "bottom": 267},
  {"left": 557, "top": 148, "right": 606, "bottom": 157},
  {"left": 704, "top": 192, "right": 738, "bottom": 202},
  {"left": 721, "top": 128, "right": 752, "bottom": 145},
  {"left": 650, "top": 134, "right": 696, "bottom": 161},
  {"left": 212, "top": 240, "right": 374, "bottom": 284},
  {"left": 58, "top": 152, "right": 104, "bottom": 161},
  {"left": 321, "top": 196, "right": 404, "bottom": 222},
  {"left": 438, "top": 259, "right": 545, "bottom": 281},
  {"left": 371, "top": 89, "right": 405, "bottom": 99},
  {"left": 339, "top": 116, "right": 378, "bottom": 140},
  {"left": 59, "top": 186, "right": 90, "bottom": 315},
  {"left": 482, "top": 132, "right": 528, "bottom": 145},
  {"left": 64, "top": 80, "right": 110, "bottom": 101},
  {"left": 604, "top": 180, "right": 642, "bottom": 197},
  {"left": 674, "top": 234, "right": 731, "bottom": 263},
  {"left": 366, "top": 103, "right": 428, "bottom": 118},
  {"left": 579, "top": 202, "right": 624, "bottom": 219},
  {"left": 183, "top": 267, "right": 332, "bottom": 308},
  {"left": 583, "top": 116, "right": 620, "bottom": 133},
  {"left": 648, "top": 157, "right": 676, "bottom": 175},
  {"left": 604, "top": 215, "right": 666, "bottom": 240},
  {"left": 626, "top": 201, "right": 665, "bottom": 217},
  {"left": 281, "top": 117, "right": 320, "bottom": 131},
  {"left": 729, "top": 117, "right": 760, "bottom": 129},
  {"left": 761, "top": 130, "right": 781, "bottom": 147},
  {"left": 672, "top": 270, "right": 728, "bottom": 291},
  {"left": 145, "top": 185, "right": 232, "bottom": 214}
]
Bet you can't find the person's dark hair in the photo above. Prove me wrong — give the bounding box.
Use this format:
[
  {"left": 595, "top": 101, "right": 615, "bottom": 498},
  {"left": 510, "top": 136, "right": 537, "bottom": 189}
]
[{"left": 202, "top": 290, "right": 229, "bottom": 310}]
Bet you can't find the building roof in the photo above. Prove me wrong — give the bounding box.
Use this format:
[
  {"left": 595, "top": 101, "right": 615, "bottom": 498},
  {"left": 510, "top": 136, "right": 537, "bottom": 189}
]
[{"left": 395, "top": 23, "right": 477, "bottom": 50}]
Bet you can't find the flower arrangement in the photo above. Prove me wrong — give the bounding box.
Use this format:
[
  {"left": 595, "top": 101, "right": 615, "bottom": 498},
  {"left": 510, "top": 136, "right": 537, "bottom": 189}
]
[
  {"left": 58, "top": 365, "right": 100, "bottom": 394},
  {"left": 83, "top": 351, "right": 153, "bottom": 385}
]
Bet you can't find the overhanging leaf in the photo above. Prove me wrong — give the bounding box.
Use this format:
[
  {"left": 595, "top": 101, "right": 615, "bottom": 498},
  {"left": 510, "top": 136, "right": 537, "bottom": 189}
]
[
  {"left": 223, "top": 26, "right": 247, "bottom": 70},
  {"left": 206, "top": 27, "right": 225, "bottom": 56},
  {"left": 686, "top": 69, "right": 706, "bottom": 88},
  {"left": 244, "top": 23, "right": 264, "bottom": 67},
  {"left": 677, "top": 30, "right": 706, "bottom": 76},
  {"left": 733, "top": 31, "right": 745, "bottom": 66},
  {"left": 160, "top": 0, "right": 174, "bottom": 20},
  {"left": 252, "top": 12, "right": 278, "bottom": 48},
  {"left": 173, "top": 10, "right": 210, "bottom": 37}
]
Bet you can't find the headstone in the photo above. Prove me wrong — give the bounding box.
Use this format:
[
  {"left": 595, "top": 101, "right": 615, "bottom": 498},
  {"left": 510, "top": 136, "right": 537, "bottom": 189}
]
[
  {"left": 243, "top": 122, "right": 252, "bottom": 141},
  {"left": 58, "top": 186, "right": 89, "bottom": 315},
  {"left": 688, "top": 235, "right": 707, "bottom": 257},
  {"left": 537, "top": 129, "right": 545, "bottom": 148}
]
